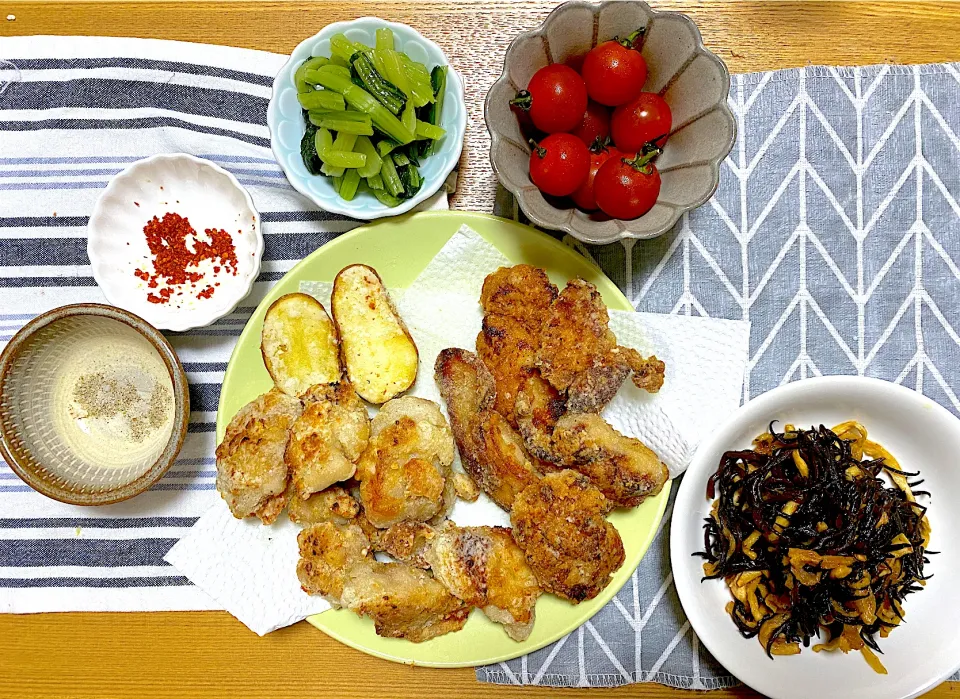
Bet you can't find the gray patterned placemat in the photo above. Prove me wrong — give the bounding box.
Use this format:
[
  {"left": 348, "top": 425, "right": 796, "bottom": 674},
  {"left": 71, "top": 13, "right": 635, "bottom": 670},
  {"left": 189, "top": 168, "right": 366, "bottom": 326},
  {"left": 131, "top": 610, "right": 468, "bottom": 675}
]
[{"left": 481, "top": 61, "right": 960, "bottom": 689}]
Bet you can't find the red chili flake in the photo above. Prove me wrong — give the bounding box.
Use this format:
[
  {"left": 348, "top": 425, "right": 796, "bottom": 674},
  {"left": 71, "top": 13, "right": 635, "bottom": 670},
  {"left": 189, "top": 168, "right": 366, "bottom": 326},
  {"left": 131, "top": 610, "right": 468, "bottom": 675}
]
[
  {"left": 135, "top": 212, "right": 238, "bottom": 305},
  {"left": 134, "top": 202, "right": 140, "bottom": 207}
]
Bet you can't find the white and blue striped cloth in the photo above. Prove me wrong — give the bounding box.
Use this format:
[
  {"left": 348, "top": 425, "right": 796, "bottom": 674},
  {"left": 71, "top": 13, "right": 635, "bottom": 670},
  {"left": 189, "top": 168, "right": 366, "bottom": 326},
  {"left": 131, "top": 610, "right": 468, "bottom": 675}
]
[{"left": 0, "top": 36, "right": 446, "bottom": 612}]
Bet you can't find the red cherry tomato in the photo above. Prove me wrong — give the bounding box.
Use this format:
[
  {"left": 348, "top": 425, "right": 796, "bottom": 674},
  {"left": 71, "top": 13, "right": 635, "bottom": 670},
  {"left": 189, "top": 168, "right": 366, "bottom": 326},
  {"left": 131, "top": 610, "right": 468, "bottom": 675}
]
[
  {"left": 529, "top": 133, "right": 591, "bottom": 197},
  {"left": 581, "top": 30, "right": 648, "bottom": 106},
  {"left": 594, "top": 149, "right": 661, "bottom": 219},
  {"left": 571, "top": 146, "right": 619, "bottom": 211},
  {"left": 611, "top": 92, "right": 672, "bottom": 152},
  {"left": 570, "top": 101, "right": 611, "bottom": 148},
  {"left": 512, "top": 64, "right": 588, "bottom": 134}
]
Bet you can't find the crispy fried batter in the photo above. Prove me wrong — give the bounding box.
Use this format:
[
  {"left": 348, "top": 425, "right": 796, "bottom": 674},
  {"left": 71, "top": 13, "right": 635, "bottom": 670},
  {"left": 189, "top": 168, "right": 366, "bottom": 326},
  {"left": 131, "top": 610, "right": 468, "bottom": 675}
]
[
  {"left": 476, "top": 313, "right": 539, "bottom": 427},
  {"left": 425, "top": 525, "right": 541, "bottom": 641},
  {"left": 215, "top": 389, "right": 303, "bottom": 524},
  {"left": 296, "top": 522, "right": 373, "bottom": 605},
  {"left": 511, "top": 470, "right": 625, "bottom": 603},
  {"left": 551, "top": 413, "right": 669, "bottom": 508},
  {"left": 367, "top": 520, "right": 439, "bottom": 569},
  {"left": 340, "top": 560, "right": 471, "bottom": 642},
  {"left": 357, "top": 397, "right": 456, "bottom": 528},
  {"left": 435, "top": 349, "right": 540, "bottom": 511},
  {"left": 480, "top": 264, "right": 558, "bottom": 332},
  {"left": 285, "top": 381, "right": 370, "bottom": 499},
  {"left": 288, "top": 485, "right": 360, "bottom": 526},
  {"left": 539, "top": 279, "right": 665, "bottom": 412},
  {"left": 515, "top": 373, "right": 567, "bottom": 462},
  {"left": 453, "top": 472, "right": 480, "bottom": 502}
]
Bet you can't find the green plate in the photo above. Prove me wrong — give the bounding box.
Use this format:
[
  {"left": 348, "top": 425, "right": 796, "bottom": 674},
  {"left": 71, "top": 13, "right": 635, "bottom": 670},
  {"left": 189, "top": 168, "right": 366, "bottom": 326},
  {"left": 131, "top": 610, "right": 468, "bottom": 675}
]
[{"left": 218, "top": 210, "right": 672, "bottom": 668}]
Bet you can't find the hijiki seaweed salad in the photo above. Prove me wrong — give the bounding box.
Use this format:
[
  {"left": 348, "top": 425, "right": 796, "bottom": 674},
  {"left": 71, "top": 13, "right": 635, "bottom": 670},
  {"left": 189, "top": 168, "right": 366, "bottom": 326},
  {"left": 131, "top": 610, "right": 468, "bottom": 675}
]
[{"left": 696, "top": 421, "right": 933, "bottom": 674}]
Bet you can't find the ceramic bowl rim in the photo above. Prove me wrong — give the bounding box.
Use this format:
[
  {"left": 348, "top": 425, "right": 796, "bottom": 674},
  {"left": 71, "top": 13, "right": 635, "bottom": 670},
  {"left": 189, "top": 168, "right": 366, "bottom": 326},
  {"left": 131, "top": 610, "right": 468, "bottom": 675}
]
[{"left": 0, "top": 303, "right": 190, "bottom": 506}]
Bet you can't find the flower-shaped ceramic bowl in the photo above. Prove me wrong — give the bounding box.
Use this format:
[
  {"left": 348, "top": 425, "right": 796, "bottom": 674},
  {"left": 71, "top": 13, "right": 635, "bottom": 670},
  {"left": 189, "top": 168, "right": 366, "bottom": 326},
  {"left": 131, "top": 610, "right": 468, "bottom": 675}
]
[
  {"left": 486, "top": 0, "right": 736, "bottom": 244},
  {"left": 87, "top": 153, "right": 263, "bottom": 332},
  {"left": 268, "top": 18, "right": 467, "bottom": 219}
]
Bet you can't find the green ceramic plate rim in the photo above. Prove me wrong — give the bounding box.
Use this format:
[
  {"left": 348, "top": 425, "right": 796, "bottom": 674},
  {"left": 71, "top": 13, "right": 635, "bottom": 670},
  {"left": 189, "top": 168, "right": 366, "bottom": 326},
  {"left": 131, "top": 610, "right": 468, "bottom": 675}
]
[{"left": 217, "top": 210, "right": 672, "bottom": 668}]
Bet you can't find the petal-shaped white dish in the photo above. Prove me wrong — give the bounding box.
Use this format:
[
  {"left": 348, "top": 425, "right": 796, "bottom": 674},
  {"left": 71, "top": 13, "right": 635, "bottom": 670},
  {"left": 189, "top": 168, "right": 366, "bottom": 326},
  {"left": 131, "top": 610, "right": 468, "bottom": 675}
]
[{"left": 87, "top": 154, "right": 263, "bottom": 331}]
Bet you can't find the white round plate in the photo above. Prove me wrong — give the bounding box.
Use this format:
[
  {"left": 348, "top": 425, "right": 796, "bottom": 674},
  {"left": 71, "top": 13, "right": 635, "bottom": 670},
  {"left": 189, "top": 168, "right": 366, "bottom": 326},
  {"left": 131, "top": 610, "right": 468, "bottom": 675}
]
[
  {"left": 88, "top": 153, "right": 263, "bottom": 332},
  {"left": 671, "top": 376, "right": 960, "bottom": 699}
]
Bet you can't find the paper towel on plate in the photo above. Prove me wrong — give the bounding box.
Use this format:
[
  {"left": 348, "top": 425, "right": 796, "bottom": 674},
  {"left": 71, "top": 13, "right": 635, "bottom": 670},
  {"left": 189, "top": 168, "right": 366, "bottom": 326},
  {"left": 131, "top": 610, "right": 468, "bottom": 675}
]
[{"left": 166, "top": 223, "right": 749, "bottom": 635}]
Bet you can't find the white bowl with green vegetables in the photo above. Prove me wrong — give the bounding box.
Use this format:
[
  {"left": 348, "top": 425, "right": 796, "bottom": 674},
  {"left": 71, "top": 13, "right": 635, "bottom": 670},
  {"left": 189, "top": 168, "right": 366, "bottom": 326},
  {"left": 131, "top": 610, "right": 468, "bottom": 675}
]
[{"left": 267, "top": 18, "right": 466, "bottom": 218}]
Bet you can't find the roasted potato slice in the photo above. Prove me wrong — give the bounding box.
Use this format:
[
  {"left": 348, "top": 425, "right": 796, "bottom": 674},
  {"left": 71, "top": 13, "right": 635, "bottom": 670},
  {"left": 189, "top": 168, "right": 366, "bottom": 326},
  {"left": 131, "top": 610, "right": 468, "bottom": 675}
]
[
  {"left": 261, "top": 293, "right": 341, "bottom": 397},
  {"left": 332, "top": 265, "right": 418, "bottom": 404}
]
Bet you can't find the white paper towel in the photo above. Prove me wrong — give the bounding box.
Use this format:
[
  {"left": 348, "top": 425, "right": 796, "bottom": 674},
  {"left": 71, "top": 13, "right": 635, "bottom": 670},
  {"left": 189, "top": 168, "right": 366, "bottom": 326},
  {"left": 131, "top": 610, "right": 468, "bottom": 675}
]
[{"left": 165, "top": 224, "right": 749, "bottom": 635}]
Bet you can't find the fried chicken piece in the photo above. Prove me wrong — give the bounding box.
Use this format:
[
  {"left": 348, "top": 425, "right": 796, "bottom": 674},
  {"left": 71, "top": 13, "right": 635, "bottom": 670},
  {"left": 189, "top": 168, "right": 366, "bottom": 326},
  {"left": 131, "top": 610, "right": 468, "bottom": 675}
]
[
  {"left": 453, "top": 472, "right": 480, "bottom": 502},
  {"left": 425, "top": 525, "right": 541, "bottom": 641},
  {"left": 538, "top": 279, "right": 665, "bottom": 413},
  {"left": 215, "top": 389, "right": 303, "bottom": 524},
  {"left": 435, "top": 349, "right": 540, "bottom": 511},
  {"left": 357, "top": 397, "right": 456, "bottom": 528},
  {"left": 288, "top": 485, "right": 360, "bottom": 526},
  {"left": 480, "top": 264, "right": 558, "bottom": 333},
  {"left": 285, "top": 381, "right": 370, "bottom": 499},
  {"left": 511, "top": 470, "right": 625, "bottom": 603},
  {"left": 476, "top": 313, "right": 540, "bottom": 427},
  {"left": 366, "top": 520, "right": 439, "bottom": 569},
  {"left": 341, "top": 560, "right": 471, "bottom": 642},
  {"left": 296, "top": 522, "right": 373, "bottom": 605},
  {"left": 516, "top": 375, "right": 668, "bottom": 508},
  {"left": 550, "top": 414, "right": 668, "bottom": 508}
]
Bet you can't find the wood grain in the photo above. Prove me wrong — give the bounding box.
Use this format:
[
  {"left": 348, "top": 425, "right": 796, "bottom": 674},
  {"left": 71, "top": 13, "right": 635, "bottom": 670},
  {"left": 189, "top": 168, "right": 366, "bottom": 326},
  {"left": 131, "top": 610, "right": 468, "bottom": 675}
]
[{"left": 3, "top": 2, "right": 960, "bottom": 697}]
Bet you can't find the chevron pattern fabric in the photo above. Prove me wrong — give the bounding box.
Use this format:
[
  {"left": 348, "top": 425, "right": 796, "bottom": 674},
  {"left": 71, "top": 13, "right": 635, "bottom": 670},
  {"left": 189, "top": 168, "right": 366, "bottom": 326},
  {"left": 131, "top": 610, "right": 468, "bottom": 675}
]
[{"left": 480, "top": 62, "right": 960, "bottom": 688}]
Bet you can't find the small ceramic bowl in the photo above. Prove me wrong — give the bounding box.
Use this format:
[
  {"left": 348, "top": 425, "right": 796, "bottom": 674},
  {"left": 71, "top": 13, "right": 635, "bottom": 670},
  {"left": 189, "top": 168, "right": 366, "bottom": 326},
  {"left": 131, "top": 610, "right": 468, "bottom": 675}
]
[
  {"left": 486, "top": 0, "right": 736, "bottom": 244},
  {"left": 0, "top": 304, "right": 190, "bottom": 506},
  {"left": 267, "top": 17, "right": 467, "bottom": 219},
  {"left": 88, "top": 153, "right": 263, "bottom": 332}
]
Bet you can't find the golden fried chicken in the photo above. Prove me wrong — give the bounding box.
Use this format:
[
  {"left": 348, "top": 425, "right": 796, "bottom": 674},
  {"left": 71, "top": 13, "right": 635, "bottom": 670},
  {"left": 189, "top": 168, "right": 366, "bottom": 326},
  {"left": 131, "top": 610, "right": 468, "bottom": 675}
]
[
  {"left": 478, "top": 265, "right": 558, "bottom": 424},
  {"left": 516, "top": 374, "right": 668, "bottom": 508},
  {"left": 357, "top": 397, "right": 456, "bottom": 528},
  {"left": 285, "top": 381, "right": 370, "bottom": 499},
  {"left": 480, "top": 264, "right": 558, "bottom": 332},
  {"left": 215, "top": 389, "right": 303, "bottom": 524},
  {"left": 511, "top": 470, "right": 625, "bottom": 603},
  {"left": 538, "top": 279, "right": 665, "bottom": 413},
  {"left": 287, "top": 485, "right": 360, "bottom": 526},
  {"left": 296, "top": 521, "right": 373, "bottom": 605},
  {"left": 435, "top": 349, "right": 541, "bottom": 511},
  {"left": 363, "top": 519, "right": 438, "bottom": 569},
  {"left": 476, "top": 313, "right": 539, "bottom": 427},
  {"left": 551, "top": 413, "right": 668, "bottom": 508},
  {"left": 425, "top": 525, "right": 541, "bottom": 641},
  {"left": 341, "top": 560, "right": 471, "bottom": 642}
]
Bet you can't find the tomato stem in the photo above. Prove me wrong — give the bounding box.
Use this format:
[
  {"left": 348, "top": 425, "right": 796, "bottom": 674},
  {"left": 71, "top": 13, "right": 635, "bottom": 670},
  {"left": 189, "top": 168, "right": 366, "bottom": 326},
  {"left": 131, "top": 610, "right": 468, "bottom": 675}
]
[
  {"left": 588, "top": 135, "right": 612, "bottom": 154},
  {"left": 528, "top": 138, "right": 547, "bottom": 159},
  {"left": 621, "top": 144, "right": 662, "bottom": 173},
  {"left": 510, "top": 90, "right": 533, "bottom": 112},
  {"left": 616, "top": 27, "right": 647, "bottom": 50}
]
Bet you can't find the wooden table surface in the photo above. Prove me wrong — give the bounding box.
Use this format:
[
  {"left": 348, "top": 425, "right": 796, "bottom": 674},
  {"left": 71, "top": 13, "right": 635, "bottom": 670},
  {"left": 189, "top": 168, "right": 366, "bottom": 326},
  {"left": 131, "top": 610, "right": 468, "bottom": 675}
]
[{"left": 3, "top": 2, "right": 960, "bottom": 698}]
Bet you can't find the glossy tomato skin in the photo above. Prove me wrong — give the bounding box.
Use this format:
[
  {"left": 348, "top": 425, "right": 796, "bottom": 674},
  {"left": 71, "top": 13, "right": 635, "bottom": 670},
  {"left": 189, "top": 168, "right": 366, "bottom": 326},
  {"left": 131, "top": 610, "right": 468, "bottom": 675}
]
[
  {"left": 581, "top": 39, "right": 648, "bottom": 107},
  {"left": 594, "top": 155, "right": 661, "bottom": 219},
  {"left": 529, "top": 133, "right": 591, "bottom": 197},
  {"left": 570, "top": 101, "right": 611, "bottom": 148},
  {"left": 521, "top": 64, "right": 588, "bottom": 133},
  {"left": 611, "top": 92, "right": 672, "bottom": 152},
  {"left": 571, "top": 147, "right": 619, "bottom": 211}
]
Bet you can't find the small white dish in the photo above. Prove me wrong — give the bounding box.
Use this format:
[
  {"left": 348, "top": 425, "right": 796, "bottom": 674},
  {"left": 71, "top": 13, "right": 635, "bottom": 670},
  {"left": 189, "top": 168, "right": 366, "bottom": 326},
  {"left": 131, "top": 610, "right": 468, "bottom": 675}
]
[
  {"left": 671, "top": 376, "right": 960, "bottom": 699},
  {"left": 88, "top": 154, "right": 263, "bottom": 332}
]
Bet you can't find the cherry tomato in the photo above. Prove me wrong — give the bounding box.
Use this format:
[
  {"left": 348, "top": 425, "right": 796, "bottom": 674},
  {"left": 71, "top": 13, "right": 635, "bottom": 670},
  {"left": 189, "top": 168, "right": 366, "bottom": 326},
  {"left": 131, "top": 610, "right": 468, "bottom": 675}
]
[
  {"left": 594, "top": 149, "right": 661, "bottom": 219},
  {"left": 581, "top": 30, "right": 648, "bottom": 106},
  {"left": 570, "top": 101, "right": 611, "bottom": 148},
  {"left": 571, "top": 146, "right": 619, "bottom": 211},
  {"left": 564, "top": 53, "right": 586, "bottom": 73},
  {"left": 611, "top": 92, "right": 672, "bottom": 152},
  {"left": 511, "top": 64, "right": 588, "bottom": 134},
  {"left": 529, "top": 133, "right": 591, "bottom": 197}
]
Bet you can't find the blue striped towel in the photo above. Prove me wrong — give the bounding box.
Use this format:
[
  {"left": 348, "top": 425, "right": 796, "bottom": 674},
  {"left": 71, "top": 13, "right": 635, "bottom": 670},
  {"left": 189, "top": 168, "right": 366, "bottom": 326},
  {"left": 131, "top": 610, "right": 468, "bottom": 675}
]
[{"left": 0, "top": 35, "right": 446, "bottom": 612}]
